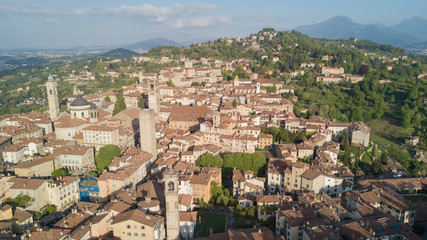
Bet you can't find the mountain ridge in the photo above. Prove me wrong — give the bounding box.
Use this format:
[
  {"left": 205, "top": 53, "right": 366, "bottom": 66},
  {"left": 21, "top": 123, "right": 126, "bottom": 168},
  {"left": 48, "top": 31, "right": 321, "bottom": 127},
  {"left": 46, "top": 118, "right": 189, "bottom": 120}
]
[
  {"left": 294, "top": 16, "right": 427, "bottom": 49},
  {"left": 124, "top": 37, "right": 182, "bottom": 51}
]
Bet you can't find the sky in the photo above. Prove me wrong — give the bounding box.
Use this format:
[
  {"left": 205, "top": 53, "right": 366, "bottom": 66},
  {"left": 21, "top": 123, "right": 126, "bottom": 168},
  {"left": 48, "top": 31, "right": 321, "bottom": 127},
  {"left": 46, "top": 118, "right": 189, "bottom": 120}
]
[{"left": 1, "top": 0, "right": 427, "bottom": 49}]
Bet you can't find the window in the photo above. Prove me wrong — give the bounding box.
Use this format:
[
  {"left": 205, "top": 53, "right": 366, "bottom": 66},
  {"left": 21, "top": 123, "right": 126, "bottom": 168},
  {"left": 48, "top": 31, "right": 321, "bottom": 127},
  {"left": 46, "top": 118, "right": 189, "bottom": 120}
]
[
  {"left": 127, "top": 232, "right": 131, "bottom": 236},
  {"left": 127, "top": 225, "right": 131, "bottom": 229},
  {"left": 134, "top": 233, "right": 138, "bottom": 237},
  {"left": 141, "top": 226, "right": 145, "bottom": 229}
]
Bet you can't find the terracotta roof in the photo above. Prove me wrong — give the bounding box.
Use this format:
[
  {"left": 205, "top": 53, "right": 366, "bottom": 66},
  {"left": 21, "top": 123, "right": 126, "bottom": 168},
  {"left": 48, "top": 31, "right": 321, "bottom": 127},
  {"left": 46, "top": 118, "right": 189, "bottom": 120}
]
[
  {"left": 179, "top": 211, "right": 198, "bottom": 222},
  {"left": 190, "top": 173, "right": 211, "bottom": 185},
  {"left": 29, "top": 229, "right": 72, "bottom": 240},
  {"left": 179, "top": 194, "right": 193, "bottom": 207},
  {"left": 8, "top": 177, "right": 46, "bottom": 190},
  {"left": 104, "top": 201, "right": 131, "bottom": 214},
  {"left": 112, "top": 209, "right": 163, "bottom": 227}
]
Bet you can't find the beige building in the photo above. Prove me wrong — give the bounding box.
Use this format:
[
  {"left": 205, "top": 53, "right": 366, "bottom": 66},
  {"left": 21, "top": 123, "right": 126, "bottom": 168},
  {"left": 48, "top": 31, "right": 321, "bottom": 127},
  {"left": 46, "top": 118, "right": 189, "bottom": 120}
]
[
  {"left": 349, "top": 121, "right": 370, "bottom": 147},
  {"left": 81, "top": 125, "right": 120, "bottom": 147},
  {"left": 322, "top": 67, "right": 344, "bottom": 76},
  {"left": 112, "top": 209, "right": 165, "bottom": 240},
  {"left": 98, "top": 150, "right": 153, "bottom": 202},
  {"left": 47, "top": 176, "right": 80, "bottom": 210},
  {"left": 267, "top": 160, "right": 309, "bottom": 194},
  {"left": 57, "top": 145, "right": 95, "bottom": 171},
  {"left": 6, "top": 177, "right": 49, "bottom": 211}
]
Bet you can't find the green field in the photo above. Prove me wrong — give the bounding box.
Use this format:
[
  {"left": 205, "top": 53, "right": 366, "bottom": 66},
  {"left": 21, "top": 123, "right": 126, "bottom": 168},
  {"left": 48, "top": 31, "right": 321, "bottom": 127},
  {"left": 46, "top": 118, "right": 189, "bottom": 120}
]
[
  {"left": 201, "top": 212, "right": 226, "bottom": 237},
  {"left": 404, "top": 195, "right": 427, "bottom": 203},
  {"left": 367, "top": 116, "right": 414, "bottom": 148}
]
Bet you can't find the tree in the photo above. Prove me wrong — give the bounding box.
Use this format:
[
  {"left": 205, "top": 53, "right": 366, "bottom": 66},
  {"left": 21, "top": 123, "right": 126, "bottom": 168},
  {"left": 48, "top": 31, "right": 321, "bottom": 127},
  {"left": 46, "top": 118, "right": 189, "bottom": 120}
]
[
  {"left": 167, "top": 79, "right": 175, "bottom": 87},
  {"left": 408, "top": 87, "right": 419, "bottom": 100},
  {"left": 104, "top": 96, "right": 111, "bottom": 102},
  {"left": 232, "top": 99, "right": 238, "bottom": 107},
  {"left": 138, "top": 98, "right": 145, "bottom": 108},
  {"left": 402, "top": 112, "right": 412, "bottom": 128},
  {"left": 51, "top": 169, "right": 67, "bottom": 179},
  {"left": 223, "top": 153, "right": 266, "bottom": 176},
  {"left": 358, "top": 64, "right": 369, "bottom": 75},
  {"left": 95, "top": 144, "right": 122, "bottom": 173},
  {"left": 199, "top": 200, "right": 207, "bottom": 209},
  {"left": 371, "top": 143, "right": 377, "bottom": 160},
  {"left": 371, "top": 159, "right": 382, "bottom": 176},
  {"left": 113, "top": 89, "right": 126, "bottom": 116},
  {"left": 380, "top": 152, "right": 388, "bottom": 165},
  {"left": 197, "top": 153, "right": 223, "bottom": 168},
  {"left": 14, "top": 195, "right": 32, "bottom": 206},
  {"left": 301, "top": 72, "right": 315, "bottom": 86},
  {"left": 216, "top": 195, "right": 229, "bottom": 206}
]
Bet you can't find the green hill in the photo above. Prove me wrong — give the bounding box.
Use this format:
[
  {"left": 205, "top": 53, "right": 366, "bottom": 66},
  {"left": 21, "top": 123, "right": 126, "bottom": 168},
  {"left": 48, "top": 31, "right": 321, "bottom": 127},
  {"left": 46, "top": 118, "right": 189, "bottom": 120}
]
[{"left": 99, "top": 48, "right": 140, "bottom": 58}]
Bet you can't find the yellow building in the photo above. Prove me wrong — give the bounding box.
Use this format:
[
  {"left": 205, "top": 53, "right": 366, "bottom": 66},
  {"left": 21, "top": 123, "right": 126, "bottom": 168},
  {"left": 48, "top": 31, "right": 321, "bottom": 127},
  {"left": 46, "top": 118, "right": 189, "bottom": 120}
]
[
  {"left": 11, "top": 154, "right": 61, "bottom": 178},
  {"left": 0, "top": 205, "right": 13, "bottom": 220},
  {"left": 258, "top": 134, "right": 273, "bottom": 149},
  {"left": 189, "top": 173, "right": 212, "bottom": 204}
]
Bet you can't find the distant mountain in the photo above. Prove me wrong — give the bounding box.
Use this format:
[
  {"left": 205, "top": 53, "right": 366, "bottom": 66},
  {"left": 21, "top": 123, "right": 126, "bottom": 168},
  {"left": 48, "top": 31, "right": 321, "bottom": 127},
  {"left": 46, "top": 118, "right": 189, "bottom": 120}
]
[
  {"left": 391, "top": 17, "right": 427, "bottom": 40},
  {"left": 294, "top": 16, "right": 427, "bottom": 48},
  {"left": 124, "top": 38, "right": 181, "bottom": 51},
  {"left": 99, "top": 48, "right": 140, "bottom": 58}
]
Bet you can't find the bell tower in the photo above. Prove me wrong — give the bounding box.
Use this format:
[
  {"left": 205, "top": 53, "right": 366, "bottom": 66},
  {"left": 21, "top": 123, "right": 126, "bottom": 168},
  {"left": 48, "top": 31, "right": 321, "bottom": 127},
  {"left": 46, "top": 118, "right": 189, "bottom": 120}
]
[
  {"left": 46, "top": 74, "right": 60, "bottom": 120},
  {"left": 164, "top": 169, "right": 179, "bottom": 240},
  {"left": 148, "top": 78, "right": 160, "bottom": 116}
]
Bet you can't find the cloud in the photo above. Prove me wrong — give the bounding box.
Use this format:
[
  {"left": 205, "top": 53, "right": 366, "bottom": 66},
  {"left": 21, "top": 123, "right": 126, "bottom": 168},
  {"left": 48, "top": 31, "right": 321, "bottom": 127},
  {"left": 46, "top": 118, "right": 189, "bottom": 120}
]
[
  {"left": 0, "top": 3, "right": 216, "bottom": 22},
  {"left": 44, "top": 18, "right": 59, "bottom": 25},
  {"left": 173, "top": 16, "right": 231, "bottom": 29}
]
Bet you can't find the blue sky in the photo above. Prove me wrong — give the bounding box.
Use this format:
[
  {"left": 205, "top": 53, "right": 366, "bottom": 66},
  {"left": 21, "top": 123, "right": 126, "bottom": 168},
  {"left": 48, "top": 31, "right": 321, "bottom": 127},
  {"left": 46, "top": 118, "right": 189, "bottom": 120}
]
[{"left": 1, "top": 0, "right": 426, "bottom": 49}]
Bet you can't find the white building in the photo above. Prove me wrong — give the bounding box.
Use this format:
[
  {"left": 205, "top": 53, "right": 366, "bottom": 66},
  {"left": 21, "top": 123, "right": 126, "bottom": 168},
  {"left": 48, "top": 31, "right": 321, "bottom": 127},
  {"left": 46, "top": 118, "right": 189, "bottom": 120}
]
[{"left": 179, "top": 211, "right": 198, "bottom": 239}]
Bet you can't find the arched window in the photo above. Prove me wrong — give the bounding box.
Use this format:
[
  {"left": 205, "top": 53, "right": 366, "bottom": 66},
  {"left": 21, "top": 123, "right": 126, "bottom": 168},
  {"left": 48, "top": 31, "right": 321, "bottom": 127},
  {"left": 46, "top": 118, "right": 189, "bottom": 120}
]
[
  {"left": 150, "top": 84, "right": 154, "bottom": 91},
  {"left": 81, "top": 112, "right": 84, "bottom": 118},
  {"left": 49, "top": 89, "right": 52, "bottom": 95},
  {"left": 91, "top": 112, "right": 93, "bottom": 118},
  {"left": 168, "top": 181, "right": 174, "bottom": 191}
]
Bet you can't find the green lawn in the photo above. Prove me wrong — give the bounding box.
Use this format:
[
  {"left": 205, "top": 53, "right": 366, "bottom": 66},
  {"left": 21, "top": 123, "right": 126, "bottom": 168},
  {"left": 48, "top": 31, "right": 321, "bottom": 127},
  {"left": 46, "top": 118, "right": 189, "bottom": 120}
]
[
  {"left": 367, "top": 116, "right": 414, "bottom": 148},
  {"left": 370, "top": 135, "right": 398, "bottom": 149},
  {"left": 404, "top": 195, "right": 427, "bottom": 203},
  {"left": 201, "top": 212, "right": 226, "bottom": 237}
]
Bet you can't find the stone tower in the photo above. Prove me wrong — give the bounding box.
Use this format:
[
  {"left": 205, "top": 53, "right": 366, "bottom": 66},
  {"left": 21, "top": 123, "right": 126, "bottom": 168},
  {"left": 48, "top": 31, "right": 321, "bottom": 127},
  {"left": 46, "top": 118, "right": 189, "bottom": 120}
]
[
  {"left": 139, "top": 109, "right": 157, "bottom": 157},
  {"left": 213, "top": 111, "right": 221, "bottom": 127},
  {"left": 164, "top": 169, "right": 179, "bottom": 240},
  {"left": 148, "top": 78, "right": 160, "bottom": 116},
  {"left": 46, "top": 74, "right": 60, "bottom": 120},
  {"left": 138, "top": 71, "right": 143, "bottom": 84},
  {"left": 89, "top": 104, "right": 98, "bottom": 124}
]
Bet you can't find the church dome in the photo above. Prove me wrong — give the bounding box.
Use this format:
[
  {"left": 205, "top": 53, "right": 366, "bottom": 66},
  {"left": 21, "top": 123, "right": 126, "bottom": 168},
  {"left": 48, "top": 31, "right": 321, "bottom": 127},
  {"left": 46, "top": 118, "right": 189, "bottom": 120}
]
[{"left": 70, "top": 95, "right": 90, "bottom": 107}]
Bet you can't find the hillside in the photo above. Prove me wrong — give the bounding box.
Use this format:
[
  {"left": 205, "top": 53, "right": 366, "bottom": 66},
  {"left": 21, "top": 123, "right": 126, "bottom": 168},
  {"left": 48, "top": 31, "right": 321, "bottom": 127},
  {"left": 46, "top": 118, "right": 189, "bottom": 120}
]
[
  {"left": 99, "top": 48, "right": 140, "bottom": 58},
  {"left": 124, "top": 38, "right": 181, "bottom": 51},
  {"left": 145, "top": 30, "right": 406, "bottom": 63}
]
